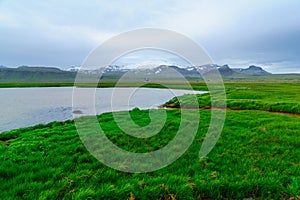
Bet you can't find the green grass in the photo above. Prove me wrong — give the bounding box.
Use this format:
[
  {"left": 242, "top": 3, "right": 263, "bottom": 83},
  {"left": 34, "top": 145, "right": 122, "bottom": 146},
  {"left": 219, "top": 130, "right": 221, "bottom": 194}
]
[
  {"left": 0, "top": 108, "right": 299, "bottom": 199},
  {"left": 165, "top": 83, "right": 300, "bottom": 114}
]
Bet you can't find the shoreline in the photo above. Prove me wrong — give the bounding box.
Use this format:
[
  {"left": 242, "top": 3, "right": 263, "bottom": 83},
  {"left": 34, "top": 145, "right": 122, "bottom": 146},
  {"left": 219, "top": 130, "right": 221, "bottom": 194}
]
[{"left": 2, "top": 105, "right": 300, "bottom": 136}]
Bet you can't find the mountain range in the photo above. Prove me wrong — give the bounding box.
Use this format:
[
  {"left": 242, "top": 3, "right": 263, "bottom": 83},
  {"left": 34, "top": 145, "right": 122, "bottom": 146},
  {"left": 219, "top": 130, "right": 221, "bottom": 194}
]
[
  {"left": 67, "top": 64, "right": 271, "bottom": 77},
  {"left": 87, "top": 64, "right": 271, "bottom": 78},
  {"left": 0, "top": 64, "right": 286, "bottom": 83}
]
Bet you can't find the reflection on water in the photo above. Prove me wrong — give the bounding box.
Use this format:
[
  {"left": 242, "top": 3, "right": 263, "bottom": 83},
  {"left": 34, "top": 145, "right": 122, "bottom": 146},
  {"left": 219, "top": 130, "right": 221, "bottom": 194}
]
[{"left": 0, "top": 87, "right": 205, "bottom": 133}]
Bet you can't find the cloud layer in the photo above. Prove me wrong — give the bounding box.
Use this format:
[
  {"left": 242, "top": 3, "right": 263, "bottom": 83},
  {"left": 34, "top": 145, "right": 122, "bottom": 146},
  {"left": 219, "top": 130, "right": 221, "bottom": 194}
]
[{"left": 0, "top": 0, "right": 299, "bottom": 73}]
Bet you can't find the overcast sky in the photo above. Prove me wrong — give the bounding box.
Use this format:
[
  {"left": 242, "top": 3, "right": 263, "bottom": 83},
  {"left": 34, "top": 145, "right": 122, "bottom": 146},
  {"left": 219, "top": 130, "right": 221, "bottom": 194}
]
[{"left": 0, "top": 0, "right": 299, "bottom": 73}]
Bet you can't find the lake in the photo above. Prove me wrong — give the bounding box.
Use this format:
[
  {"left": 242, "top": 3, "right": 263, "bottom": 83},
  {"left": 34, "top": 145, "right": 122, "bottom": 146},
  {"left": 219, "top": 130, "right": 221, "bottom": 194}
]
[{"left": 0, "top": 87, "right": 205, "bottom": 133}]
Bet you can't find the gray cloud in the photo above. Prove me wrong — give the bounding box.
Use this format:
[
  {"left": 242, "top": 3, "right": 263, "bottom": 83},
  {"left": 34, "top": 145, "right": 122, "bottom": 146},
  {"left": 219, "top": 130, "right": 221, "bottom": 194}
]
[{"left": 0, "top": 0, "right": 299, "bottom": 73}]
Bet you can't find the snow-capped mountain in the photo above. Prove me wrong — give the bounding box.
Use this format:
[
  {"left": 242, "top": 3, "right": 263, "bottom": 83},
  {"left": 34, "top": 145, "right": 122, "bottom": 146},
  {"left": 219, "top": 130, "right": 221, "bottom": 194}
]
[
  {"left": 65, "top": 64, "right": 271, "bottom": 77},
  {"left": 121, "top": 60, "right": 188, "bottom": 70}
]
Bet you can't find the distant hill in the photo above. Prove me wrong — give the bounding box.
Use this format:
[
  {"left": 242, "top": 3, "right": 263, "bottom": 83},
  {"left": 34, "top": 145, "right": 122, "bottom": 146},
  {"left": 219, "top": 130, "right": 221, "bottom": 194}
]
[
  {"left": 232, "top": 65, "right": 271, "bottom": 75},
  {"left": 17, "top": 66, "right": 64, "bottom": 72},
  {"left": 0, "top": 66, "right": 76, "bottom": 83}
]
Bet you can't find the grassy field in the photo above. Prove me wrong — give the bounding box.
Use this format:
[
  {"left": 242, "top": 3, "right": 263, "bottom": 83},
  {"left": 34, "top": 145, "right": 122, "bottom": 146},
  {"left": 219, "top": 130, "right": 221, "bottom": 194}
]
[
  {"left": 165, "top": 82, "right": 300, "bottom": 114},
  {"left": 0, "top": 81, "right": 299, "bottom": 199}
]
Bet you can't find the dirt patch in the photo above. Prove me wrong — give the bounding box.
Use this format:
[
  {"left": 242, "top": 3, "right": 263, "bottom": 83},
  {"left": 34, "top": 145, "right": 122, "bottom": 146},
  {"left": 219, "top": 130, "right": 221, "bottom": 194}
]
[
  {"left": 0, "top": 135, "right": 17, "bottom": 141},
  {"left": 0, "top": 140, "right": 11, "bottom": 146},
  {"left": 163, "top": 103, "right": 181, "bottom": 108},
  {"left": 0, "top": 135, "right": 17, "bottom": 146}
]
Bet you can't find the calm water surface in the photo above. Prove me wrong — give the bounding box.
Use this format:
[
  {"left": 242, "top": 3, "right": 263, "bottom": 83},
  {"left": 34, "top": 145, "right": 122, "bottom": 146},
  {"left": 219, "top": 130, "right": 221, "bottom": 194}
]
[{"left": 0, "top": 87, "right": 205, "bottom": 133}]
